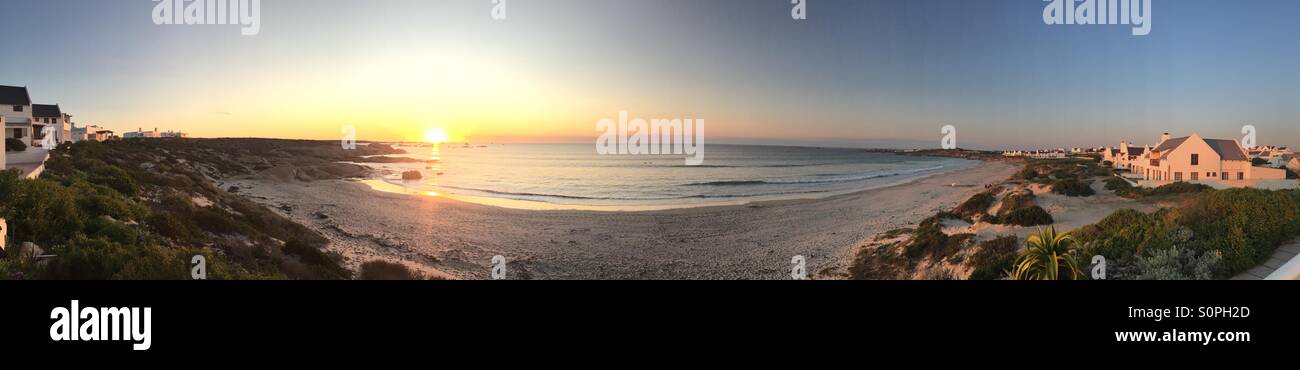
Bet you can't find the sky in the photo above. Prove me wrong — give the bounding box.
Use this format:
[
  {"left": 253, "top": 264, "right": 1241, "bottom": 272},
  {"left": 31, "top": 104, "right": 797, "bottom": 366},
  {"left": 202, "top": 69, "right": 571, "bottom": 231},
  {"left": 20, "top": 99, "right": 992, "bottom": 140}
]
[{"left": 2, "top": 0, "right": 1298, "bottom": 149}]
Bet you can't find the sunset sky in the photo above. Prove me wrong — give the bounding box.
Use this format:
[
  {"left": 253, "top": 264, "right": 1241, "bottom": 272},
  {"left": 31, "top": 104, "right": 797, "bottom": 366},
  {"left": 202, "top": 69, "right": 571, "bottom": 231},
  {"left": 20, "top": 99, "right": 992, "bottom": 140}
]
[{"left": 2, "top": 0, "right": 1298, "bottom": 149}]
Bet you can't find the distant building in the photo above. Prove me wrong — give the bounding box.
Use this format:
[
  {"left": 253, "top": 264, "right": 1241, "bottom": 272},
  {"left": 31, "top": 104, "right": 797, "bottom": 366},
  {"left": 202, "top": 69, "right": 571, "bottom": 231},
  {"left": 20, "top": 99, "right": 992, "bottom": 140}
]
[
  {"left": 124, "top": 127, "right": 187, "bottom": 139},
  {"left": 1125, "top": 132, "right": 1287, "bottom": 186},
  {"left": 0, "top": 85, "right": 34, "bottom": 144},
  {"left": 88, "top": 129, "right": 115, "bottom": 142},
  {"left": 1287, "top": 155, "right": 1300, "bottom": 173},
  {"left": 32, "top": 104, "right": 73, "bottom": 146}
]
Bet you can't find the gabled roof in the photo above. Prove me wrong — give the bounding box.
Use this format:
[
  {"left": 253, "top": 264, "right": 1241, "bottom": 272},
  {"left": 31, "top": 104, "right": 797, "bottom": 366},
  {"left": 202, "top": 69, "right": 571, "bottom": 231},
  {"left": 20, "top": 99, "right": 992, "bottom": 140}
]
[
  {"left": 0, "top": 85, "right": 32, "bottom": 105},
  {"left": 1150, "top": 135, "right": 1249, "bottom": 162},
  {"left": 1127, "top": 147, "right": 1145, "bottom": 155},
  {"left": 1205, "top": 139, "right": 1249, "bottom": 161},
  {"left": 32, "top": 104, "right": 62, "bottom": 118},
  {"left": 1153, "top": 136, "right": 1190, "bottom": 153}
]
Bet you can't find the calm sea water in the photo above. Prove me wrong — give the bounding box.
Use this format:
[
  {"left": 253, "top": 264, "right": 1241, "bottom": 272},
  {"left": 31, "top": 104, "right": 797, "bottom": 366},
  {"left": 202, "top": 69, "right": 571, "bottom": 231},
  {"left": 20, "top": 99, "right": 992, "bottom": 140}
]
[{"left": 360, "top": 143, "right": 977, "bottom": 208}]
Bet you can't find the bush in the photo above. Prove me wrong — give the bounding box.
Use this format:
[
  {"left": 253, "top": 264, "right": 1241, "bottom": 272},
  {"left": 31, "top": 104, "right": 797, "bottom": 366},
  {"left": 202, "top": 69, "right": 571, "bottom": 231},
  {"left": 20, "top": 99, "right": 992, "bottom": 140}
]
[
  {"left": 904, "top": 214, "right": 972, "bottom": 260},
  {"left": 1126, "top": 247, "right": 1223, "bottom": 280},
  {"left": 1177, "top": 188, "right": 1300, "bottom": 275},
  {"left": 953, "top": 192, "right": 995, "bottom": 220},
  {"left": 995, "top": 191, "right": 1036, "bottom": 217},
  {"left": 997, "top": 206, "right": 1054, "bottom": 227},
  {"left": 1051, "top": 179, "right": 1095, "bottom": 197},
  {"left": 282, "top": 240, "right": 349, "bottom": 280},
  {"left": 358, "top": 260, "right": 423, "bottom": 280},
  {"left": 968, "top": 236, "right": 1019, "bottom": 280},
  {"left": 1104, "top": 177, "right": 1132, "bottom": 192},
  {"left": 5, "top": 138, "right": 26, "bottom": 152}
]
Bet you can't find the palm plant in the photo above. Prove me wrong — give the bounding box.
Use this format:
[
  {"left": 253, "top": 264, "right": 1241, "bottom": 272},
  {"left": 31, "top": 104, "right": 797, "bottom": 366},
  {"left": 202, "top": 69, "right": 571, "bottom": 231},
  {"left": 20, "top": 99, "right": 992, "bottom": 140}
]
[{"left": 1008, "top": 226, "right": 1085, "bottom": 280}]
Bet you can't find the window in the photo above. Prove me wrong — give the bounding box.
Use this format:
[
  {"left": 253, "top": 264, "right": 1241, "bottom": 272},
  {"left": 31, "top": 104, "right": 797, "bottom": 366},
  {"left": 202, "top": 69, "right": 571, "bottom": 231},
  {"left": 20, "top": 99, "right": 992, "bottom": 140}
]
[
  {"left": 1191, "top": 172, "right": 1199, "bottom": 180},
  {"left": 1221, "top": 172, "right": 1229, "bottom": 180},
  {"left": 1208, "top": 172, "right": 1215, "bottom": 178},
  {"left": 1175, "top": 172, "right": 1183, "bottom": 181},
  {"left": 13, "top": 105, "right": 22, "bottom": 112},
  {"left": 1191, "top": 154, "right": 1199, "bottom": 166},
  {"left": 1238, "top": 172, "right": 1245, "bottom": 180},
  {"left": 13, "top": 128, "right": 23, "bottom": 139}
]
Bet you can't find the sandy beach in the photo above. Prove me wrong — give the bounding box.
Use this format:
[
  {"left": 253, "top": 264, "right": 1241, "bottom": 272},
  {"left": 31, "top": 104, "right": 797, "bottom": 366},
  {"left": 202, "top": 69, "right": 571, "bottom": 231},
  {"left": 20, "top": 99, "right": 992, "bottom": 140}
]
[{"left": 229, "top": 160, "right": 1020, "bottom": 280}]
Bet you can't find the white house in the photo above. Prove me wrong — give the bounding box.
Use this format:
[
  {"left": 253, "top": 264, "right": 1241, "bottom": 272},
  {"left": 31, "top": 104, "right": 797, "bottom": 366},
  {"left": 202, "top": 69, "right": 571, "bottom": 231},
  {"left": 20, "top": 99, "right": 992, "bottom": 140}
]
[
  {"left": 1104, "top": 141, "right": 1147, "bottom": 169},
  {"left": 32, "top": 104, "right": 73, "bottom": 147},
  {"left": 1127, "top": 132, "right": 1287, "bottom": 187},
  {"left": 1, "top": 85, "right": 34, "bottom": 144},
  {"left": 124, "top": 127, "right": 187, "bottom": 139}
]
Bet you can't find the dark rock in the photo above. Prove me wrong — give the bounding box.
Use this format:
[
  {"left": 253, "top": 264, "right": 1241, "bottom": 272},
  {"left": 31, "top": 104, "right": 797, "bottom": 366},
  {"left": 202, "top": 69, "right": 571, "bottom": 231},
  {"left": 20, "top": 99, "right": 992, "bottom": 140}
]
[{"left": 401, "top": 170, "right": 422, "bottom": 180}]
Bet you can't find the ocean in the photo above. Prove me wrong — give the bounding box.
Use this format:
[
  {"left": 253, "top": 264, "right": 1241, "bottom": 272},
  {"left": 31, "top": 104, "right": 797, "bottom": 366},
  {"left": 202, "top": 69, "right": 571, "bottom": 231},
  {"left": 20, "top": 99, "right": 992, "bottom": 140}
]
[{"left": 358, "top": 143, "right": 977, "bottom": 210}]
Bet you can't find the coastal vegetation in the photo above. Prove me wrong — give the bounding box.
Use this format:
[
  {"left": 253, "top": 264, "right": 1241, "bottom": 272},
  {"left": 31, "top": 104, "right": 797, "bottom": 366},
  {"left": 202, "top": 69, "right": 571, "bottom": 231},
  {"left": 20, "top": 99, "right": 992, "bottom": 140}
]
[
  {"left": 4, "top": 138, "right": 25, "bottom": 152},
  {"left": 854, "top": 152, "right": 1300, "bottom": 281},
  {"left": 1008, "top": 227, "right": 1086, "bottom": 280},
  {"left": 0, "top": 139, "right": 405, "bottom": 280}
]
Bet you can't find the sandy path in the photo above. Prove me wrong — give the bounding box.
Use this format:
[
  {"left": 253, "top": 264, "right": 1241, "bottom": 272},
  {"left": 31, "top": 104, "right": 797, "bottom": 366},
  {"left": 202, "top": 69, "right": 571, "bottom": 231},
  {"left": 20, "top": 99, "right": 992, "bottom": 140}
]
[{"left": 230, "top": 160, "right": 1019, "bottom": 280}]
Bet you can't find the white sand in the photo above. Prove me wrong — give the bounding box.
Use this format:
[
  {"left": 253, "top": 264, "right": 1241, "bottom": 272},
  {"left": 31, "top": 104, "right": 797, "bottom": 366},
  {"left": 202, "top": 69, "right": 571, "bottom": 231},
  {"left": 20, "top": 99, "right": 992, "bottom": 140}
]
[{"left": 229, "top": 160, "right": 1019, "bottom": 280}]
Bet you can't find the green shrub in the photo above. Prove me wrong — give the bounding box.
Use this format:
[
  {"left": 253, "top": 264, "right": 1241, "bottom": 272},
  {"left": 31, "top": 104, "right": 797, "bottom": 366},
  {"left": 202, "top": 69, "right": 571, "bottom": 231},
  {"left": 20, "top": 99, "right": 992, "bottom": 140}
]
[
  {"left": 5, "top": 138, "right": 26, "bottom": 152},
  {"left": 1104, "top": 177, "right": 1132, "bottom": 191},
  {"left": 1126, "top": 247, "right": 1223, "bottom": 280},
  {"left": 1177, "top": 188, "right": 1300, "bottom": 275},
  {"left": 995, "top": 191, "right": 1036, "bottom": 216},
  {"left": 968, "top": 236, "right": 1019, "bottom": 280},
  {"left": 953, "top": 192, "right": 995, "bottom": 220},
  {"left": 997, "top": 206, "right": 1054, "bottom": 227},
  {"left": 1052, "top": 179, "right": 1095, "bottom": 197},
  {"left": 358, "top": 260, "right": 423, "bottom": 280}
]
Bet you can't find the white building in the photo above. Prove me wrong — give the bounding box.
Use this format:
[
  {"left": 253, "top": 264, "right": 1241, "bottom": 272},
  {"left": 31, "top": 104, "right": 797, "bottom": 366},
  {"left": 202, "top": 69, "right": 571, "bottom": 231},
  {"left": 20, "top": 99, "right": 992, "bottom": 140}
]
[
  {"left": 1, "top": 86, "right": 34, "bottom": 144},
  {"left": 125, "top": 127, "right": 187, "bottom": 139},
  {"left": 32, "top": 104, "right": 73, "bottom": 146},
  {"left": 1126, "top": 132, "right": 1287, "bottom": 187}
]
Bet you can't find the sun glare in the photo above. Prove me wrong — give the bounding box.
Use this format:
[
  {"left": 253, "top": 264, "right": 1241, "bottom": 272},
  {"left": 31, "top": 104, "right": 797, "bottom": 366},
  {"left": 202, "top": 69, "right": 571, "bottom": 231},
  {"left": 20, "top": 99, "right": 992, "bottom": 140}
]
[{"left": 424, "top": 128, "right": 450, "bottom": 143}]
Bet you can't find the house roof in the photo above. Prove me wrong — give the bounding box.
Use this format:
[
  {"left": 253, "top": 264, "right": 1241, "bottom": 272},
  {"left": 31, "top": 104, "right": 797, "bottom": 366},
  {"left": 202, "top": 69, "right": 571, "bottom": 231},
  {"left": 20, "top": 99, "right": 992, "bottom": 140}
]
[
  {"left": 1153, "top": 136, "right": 1190, "bottom": 153},
  {"left": 1205, "top": 139, "right": 1249, "bottom": 161},
  {"left": 1127, "top": 147, "right": 1146, "bottom": 155},
  {"left": 32, "top": 104, "right": 62, "bottom": 118},
  {"left": 1150, "top": 135, "right": 1249, "bottom": 161},
  {"left": 0, "top": 85, "right": 32, "bottom": 105}
]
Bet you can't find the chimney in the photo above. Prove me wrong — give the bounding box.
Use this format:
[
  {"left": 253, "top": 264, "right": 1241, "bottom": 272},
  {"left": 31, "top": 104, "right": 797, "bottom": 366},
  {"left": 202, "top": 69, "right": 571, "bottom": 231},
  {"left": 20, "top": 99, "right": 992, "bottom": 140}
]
[
  {"left": 1161, "top": 133, "right": 1170, "bottom": 144},
  {"left": 1120, "top": 141, "right": 1128, "bottom": 154}
]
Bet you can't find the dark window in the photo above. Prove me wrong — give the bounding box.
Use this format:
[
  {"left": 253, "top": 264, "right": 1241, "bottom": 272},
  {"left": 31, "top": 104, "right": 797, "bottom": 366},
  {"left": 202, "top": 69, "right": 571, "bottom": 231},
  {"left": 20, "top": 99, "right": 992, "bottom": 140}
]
[
  {"left": 1221, "top": 172, "right": 1229, "bottom": 180},
  {"left": 13, "top": 105, "right": 22, "bottom": 112},
  {"left": 1175, "top": 172, "right": 1183, "bottom": 181},
  {"left": 1238, "top": 172, "right": 1245, "bottom": 180},
  {"left": 13, "top": 128, "right": 23, "bottom": 139},
  {"left": 1191, "top": 172, "right": 1199, "bottom": 180},
  {"left": 1191, "top": 154, "right": 1199, "bottom": 166}
]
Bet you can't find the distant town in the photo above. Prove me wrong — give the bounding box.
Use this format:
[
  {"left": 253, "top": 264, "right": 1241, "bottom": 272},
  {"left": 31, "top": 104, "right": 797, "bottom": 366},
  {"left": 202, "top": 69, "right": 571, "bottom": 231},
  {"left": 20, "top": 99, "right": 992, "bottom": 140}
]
[
  {"left": 1002, "top": 132, "right": 1298, "bottom": 190},
  {"left": 2, "top": 85, "right": 188, "bottom": 179}
]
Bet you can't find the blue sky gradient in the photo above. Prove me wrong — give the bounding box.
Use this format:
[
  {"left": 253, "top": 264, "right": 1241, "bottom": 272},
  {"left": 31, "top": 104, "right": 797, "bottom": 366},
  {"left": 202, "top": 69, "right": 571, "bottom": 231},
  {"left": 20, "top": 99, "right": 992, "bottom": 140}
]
[{"left": 1, "top": 0, "right": 1297, "bottom": 149}]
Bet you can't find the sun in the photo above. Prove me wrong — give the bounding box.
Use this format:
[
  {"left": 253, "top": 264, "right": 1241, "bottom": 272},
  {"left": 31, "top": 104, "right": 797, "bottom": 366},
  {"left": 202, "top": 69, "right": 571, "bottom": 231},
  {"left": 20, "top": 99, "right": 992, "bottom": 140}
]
[{"left": 423, "top": 128, "right": 450, "bottom": 143}]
